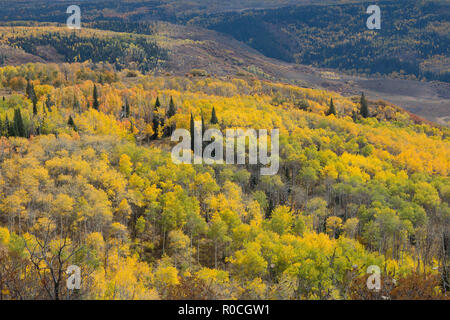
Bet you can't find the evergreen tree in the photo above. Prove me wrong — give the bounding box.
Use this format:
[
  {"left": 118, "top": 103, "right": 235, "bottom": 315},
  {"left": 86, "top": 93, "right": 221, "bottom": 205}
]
[
  {"left": 45, "top": 94, "right": 52, "bottom": 112},
  {"left": 164, "top": 97, "right": 176, "bottom": 137},
  {"left": 201, "top": 113, "right": 206, "bottom": 137},
  {"left": 0, "top": 116, "right": 8, "bottom": 137},
  {"left": 327, "top": 98, "right": 336, "bottom": 116},
  {"left": 13, "top": 108, "right": 26, "bottom": 137},
  {"left": 360, "top": 93, "right": 369, "bottom": 118},
  {"left": 152, "top": 101, "right": 160, "bottom": 140},
  {"left": 125, "top": 98, "right": 130, "bottom": 118},
  {"left": 93, "top": 84, "right": 99, "bottom": 110},
  {"left": 27, "top": 81, "right": 38, "bottom": 116},
  {"left": 26, "top": 79, "right": 32, "bottom": 99},
  {"left": 32, "top": 97, "right": 38, "bottom": 116},
  {"left": 157, "top": 98, "right": 165, "bottom": 132},
  {"left": 210, "top": 106, "right": 218, "bottom": 124},
  {"left": 68, "top": 115, "right": 76, "bottom": 131},
  {"left": 167, "top": 96, "right": 176, "bottom": 118},
  {"left": 190, "top": 112, "right": 195, "bottom": 152},
  {"left": 29, "top": 83, "right": 37, "bottom": 103},
  {"left": 6, "top": 115, "right": 13, "bottom": 137}
]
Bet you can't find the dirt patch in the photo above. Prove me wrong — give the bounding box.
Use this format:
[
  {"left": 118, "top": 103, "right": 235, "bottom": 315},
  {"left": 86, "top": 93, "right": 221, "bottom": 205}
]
[
  {"left": 34, "top": 45, "right": 65, "bottom": 63},
  {"left": 0, "top": 45, "right": 45, "bottom": 65}
]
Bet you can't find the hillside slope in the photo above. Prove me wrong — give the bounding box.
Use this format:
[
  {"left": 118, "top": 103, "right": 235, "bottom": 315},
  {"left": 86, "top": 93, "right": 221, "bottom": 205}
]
[
  {"left": 0, "top": 62, "right": 448, "bottom": 299},
  {"left": 2, "top": 22, "right": 447, "bottom": 125},
  {"left": 189, "top": 0, "right": 450, "bottom": 82}
]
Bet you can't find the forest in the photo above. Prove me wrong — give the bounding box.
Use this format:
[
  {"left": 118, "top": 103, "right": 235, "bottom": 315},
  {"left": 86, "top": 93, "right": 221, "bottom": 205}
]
[
  {"left": 0, "top": 60, "right": 448, "bottom": 299},
  {"left": 0, "top": 0, "right": 448, "bottom": 301},
  {"left": 188, "top": 0, "right": 450, "bottom": 82},
  {"left": 2, "top": 26, "right": 167, "bottom": 73},
  {"left": 1, "top": 1, "right": 448, "bottom": 82}
]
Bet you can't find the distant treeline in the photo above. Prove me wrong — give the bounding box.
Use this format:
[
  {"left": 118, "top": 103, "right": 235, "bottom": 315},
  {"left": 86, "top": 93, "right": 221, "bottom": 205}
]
[
  {"left": 6, "top": 32, "right": 167, "bottom": 73},
  {"left": 188, "top": 0, "right": 450, "bottom": 82}
]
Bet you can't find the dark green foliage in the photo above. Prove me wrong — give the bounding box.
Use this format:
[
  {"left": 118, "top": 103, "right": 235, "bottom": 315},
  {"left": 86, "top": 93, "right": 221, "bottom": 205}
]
[
  {"left": 67, "top": 115, "right": 77, "bottom": 131},
  {"left": 193, "top": 1, "right": 450, "bottom": 82},
  {"left": 93, "top": 85, "right": 99, "bottom": 110},
  {"left": 190, "top": 112, "right": 195, "bottom": 152},
  {"left": 28, "top": 81, "right": 38, "bottom": 116},
  {"left": 352, "top": 110, "right": 358, "bottom": 122},
  {"left": 13, "top": 108, "right": 26, "bottom": 137},
  {"left": 45, "top": 94, "right": 52, "bottom": 112},
  {"left": 201, "top": 113, "right": 206, "bottom": 137},
  {"left": 295, "top": 99, "right": 309, "bottom": 111},
  {"left": 32, "top": 95, "right": 38, "bottom": 115},
  {"left": 210, "top": 106, "right": 218, "bottom": 124},
  {"left": 327, "top": 98, "right": 336, "bottom": 116},
  {"left": 6, "top": 115, "right": 14, "bottom": 137},
  {"left": 125, "top": 99, "right": 130, "bottom": 118},
  {"left": 360, "top": 93, "right": 369, "bottom": 118},
  {"left": 164, "top": 97, "right": 176, "bottom": 137},
  {"left": 151, "top": 97, "right": 161, "bottom": 140},
  {"left": 167, "top": 96, "right": 176, "bottom": 118},
  {"left": 26, "top": 79, "right": 32, "bottom": 99},
  {"left": 32, "top": 101, "right": 38, "bottom": 116},
  {"left": 7, "top": 32, "right": 167, "bottom": 73},
  {"left": 0, "top": 117, "right": 4, "bottom": 137}
]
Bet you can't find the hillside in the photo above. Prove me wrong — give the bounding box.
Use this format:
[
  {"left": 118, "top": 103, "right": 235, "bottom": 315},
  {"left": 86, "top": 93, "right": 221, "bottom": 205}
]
[
  {"left": 1, "top": 23, "right": 448, "bottom": 125},
  {"left": 189, "top": 0, "right": 450, "bottom": 82},
  {"left": 0, "top": 1, "right": 448, "bottom": 301},
  {"left": 0, "top": 59, "right": 449, "bottom": 299},
  {"left": 3, "top": 0, "right": 449, "bottom": 84},
  {"left": 0, "top": 0, "right": 365, "bottom": 21}
]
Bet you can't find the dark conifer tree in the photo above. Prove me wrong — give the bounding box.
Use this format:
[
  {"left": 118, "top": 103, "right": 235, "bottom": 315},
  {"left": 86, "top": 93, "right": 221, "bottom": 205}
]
[
  {"left": 360, "top": 93, "right": 369, "bottom": 118},
  {"left": 29, "top": 83, "right": 37, "bottom": 102},
  {"left": 68, "top": 115, "right": 76, "bottom": 131},
  {"left": 327, "top": 98, "right": 336, "bottom": 116},
  {"left": 201, "top": 113, "right": 208, "bottom": 153},
  {"left": 167, "top": 96, "right": 176, "bottom": 118},
  {"left": 210, "top": 106, "right": 218, "bottom": 124},
  {"left": 93, "top": 84, "right": 99, "bottom": 110},
  {"left": 13, "top": 108, "right": 26, "bottom": 137},
  {"left": 26, "top": 79, "right": 32, "bottom": 99},
  {"left": 190, "top": 113, "right": 195, "bottom": 152},
  {"left": 125, "top": 98, "right": 130, "bottom": 118},
  {"left": 6, "top": 115, "right": 13, "bottom": 137},
  {"left": 152, "top": 97, "right": 161, "bottom": 140},
  {"left": 46, "top": 94, "right": 52, "bottom": 112},
  {"left": 201, "top": 113, "right": 206, "bottom": 137},
  {"left": 164, "top": 97, "right": 176, "bottom": 137},
  {"left": 32, "top": 98, "right": 38, "bottom": 116}
]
